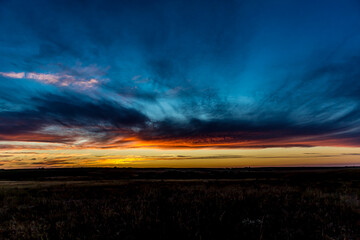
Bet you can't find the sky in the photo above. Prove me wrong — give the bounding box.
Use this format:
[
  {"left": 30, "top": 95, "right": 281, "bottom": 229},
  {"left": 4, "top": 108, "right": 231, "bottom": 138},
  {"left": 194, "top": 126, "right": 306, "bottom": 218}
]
[{"left": 1, "top": 0, "right": 360, "bottom": 168}]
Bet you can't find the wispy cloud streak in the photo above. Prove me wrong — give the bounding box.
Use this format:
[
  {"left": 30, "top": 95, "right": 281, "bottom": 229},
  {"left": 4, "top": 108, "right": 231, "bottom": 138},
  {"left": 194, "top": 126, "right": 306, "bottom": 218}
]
[{"left": 0, "top": 70, "right": 103, "bottom": 89}]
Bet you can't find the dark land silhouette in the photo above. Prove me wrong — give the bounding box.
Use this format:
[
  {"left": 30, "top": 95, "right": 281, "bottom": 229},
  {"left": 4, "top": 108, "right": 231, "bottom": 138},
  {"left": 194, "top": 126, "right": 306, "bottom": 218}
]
[{"left": 0, "top": 167, "right": 359, "bottom": 239}]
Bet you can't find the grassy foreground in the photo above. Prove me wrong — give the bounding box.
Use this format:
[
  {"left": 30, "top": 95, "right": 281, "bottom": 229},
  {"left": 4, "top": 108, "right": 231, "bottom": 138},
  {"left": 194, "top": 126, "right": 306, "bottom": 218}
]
[{"left": 0, "top": 168, "right": 359, "bottom": 239}]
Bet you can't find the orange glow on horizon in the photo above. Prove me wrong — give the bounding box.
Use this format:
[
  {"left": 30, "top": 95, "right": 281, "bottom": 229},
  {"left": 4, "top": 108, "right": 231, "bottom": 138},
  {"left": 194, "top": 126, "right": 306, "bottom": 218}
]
[{"left": 1, "top": 144, "right": 360, "bottom": 169}]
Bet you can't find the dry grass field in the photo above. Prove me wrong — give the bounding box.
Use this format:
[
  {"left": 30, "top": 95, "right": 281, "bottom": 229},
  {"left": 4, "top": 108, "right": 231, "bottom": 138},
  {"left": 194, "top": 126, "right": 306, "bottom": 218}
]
[{"left": 0, "top": 168, "right": 359, "bottom": 240}]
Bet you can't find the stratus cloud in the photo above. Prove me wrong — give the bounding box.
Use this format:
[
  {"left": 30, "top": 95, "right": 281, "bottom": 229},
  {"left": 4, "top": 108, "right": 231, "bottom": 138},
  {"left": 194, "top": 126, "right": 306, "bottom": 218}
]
[{"left": 0, "top": 71, "right": 101, "bottom": 89}]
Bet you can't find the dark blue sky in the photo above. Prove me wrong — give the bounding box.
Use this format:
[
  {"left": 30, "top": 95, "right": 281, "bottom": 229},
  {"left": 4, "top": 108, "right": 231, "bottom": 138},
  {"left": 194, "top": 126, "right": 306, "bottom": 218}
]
[{"left": 1, "top": 0, "right": 360, "bottom": 151}]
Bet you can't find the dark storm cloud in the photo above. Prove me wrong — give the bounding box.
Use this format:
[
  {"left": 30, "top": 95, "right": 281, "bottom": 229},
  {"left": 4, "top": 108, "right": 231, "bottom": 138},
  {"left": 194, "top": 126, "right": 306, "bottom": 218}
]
[
  {"left": 0, "top": 88, "right": 149, "bottom": 143},
  {"left": 133, "top": 53, "right": 360, "bottom": 148},
  {"left": 2, "top": 54, "right": 360, "bottom": 148},
  {"left": 32, "top": 93, "right": 149, "bottom": 127},
  {"left": 135, "top": 117, "right": 335, "bottom": 148}
]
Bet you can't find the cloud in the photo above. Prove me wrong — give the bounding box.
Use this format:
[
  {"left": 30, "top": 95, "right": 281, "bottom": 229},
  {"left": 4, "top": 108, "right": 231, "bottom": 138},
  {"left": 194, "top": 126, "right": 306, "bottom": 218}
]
[
  {"left": 0, "top": 144, "right": 62, "bottom": 150},
  {"left": 2, "top": 59, "right": 360, "bottom": 150},
  {"left": 27, "top": 72, "right": 60, "bottom": 84},
  {"left": 0, "top": 71, "right": 102, "bottom": 89},
  {"left": 0, "top": 91, "right": 149, "bottom": 146},
  {"left": 1, "top": 0, "right": 360, "bottom": 152},
  {"left": 1, "top": 152, "right": 40, "bottom": 154},
  {"left": 31, "top": 159, "right": 74, "bottom": 166},
  {"left": 0, "top": 72, "right": 25, "bottom": 79},
  {"left": 1, "top": 69, "right": 360, "bottom": 150}
]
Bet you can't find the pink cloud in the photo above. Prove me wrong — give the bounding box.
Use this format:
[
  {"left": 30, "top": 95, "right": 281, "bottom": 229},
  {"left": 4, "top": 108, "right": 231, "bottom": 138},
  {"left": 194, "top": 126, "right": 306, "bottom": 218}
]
[
  {"left": 27, "top": 72, "right": 60, "bottom": 84},
  {"left": 0, "top": 71, "right": 102, "bottom": 89},
  {"left": 73, "top": 78, "right": 99, "bottom": 89},
  {"left": 0, "top": 72, "right": 25, "bottom": 79}
]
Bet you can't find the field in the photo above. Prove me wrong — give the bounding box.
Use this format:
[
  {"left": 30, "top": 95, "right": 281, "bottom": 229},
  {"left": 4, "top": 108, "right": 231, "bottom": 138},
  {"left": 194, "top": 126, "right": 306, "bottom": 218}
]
[{"left": 0, "top": 168, "right": 359, "bottom": 239}]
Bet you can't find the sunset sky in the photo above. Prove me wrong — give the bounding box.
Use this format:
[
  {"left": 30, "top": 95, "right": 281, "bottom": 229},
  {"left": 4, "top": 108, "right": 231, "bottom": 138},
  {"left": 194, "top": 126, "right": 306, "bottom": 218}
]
[{"left": 1, "top": 0, "right": 360, "bottom": 168}]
